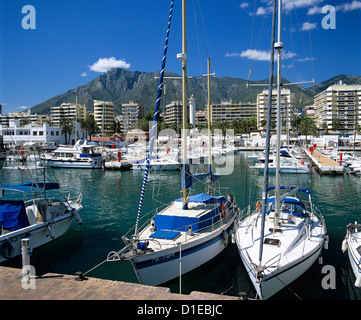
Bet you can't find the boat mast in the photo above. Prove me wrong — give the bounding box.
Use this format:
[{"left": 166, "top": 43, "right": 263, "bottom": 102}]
[
  {"left": 274, "top": 0, "right": 283, "bottom": 226},
  {"left": 258, "top": 0, "right": 277, "bottom": 266},
  {"left": 207, "top": 57, "right": 212, "bottom": 192},
  {"left": 180, "top": 0, "right": 189, "bottom": 210}
]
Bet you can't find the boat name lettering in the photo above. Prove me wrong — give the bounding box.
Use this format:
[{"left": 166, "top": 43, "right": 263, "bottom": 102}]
[
  {"left": 8, "top": 234, "right": 30, "bottom": 244},
  {"left": 152, "top": 253, "right": 175, "bottom": 263}
]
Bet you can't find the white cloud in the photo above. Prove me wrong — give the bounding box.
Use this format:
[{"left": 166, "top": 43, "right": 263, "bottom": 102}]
[
  {"left": 297, "top": 57, "right": 316, "bottom": 62},
  {"left": 240, "top": 2, "right": 249, "bottom": 9},
  {"left": 301, "top": 22, "right": 317, "bottom": 31},
  {"left": 81, "top": 72, "right": 88, "bottom": 77},
  {"left": 18, "top": 106, "right": 28, "bottom": 110},
  {"left": 252, "top": 0, "right": 324, "bottom": 15},
  {"left": 226, "top": 49, "right": 296, "bottom": 61},
  {"left": 89, "top": 57, "right": 131, "bottom": 73},
  {"left": 308, "top": 1, "right": 361, "bottom": 14}
]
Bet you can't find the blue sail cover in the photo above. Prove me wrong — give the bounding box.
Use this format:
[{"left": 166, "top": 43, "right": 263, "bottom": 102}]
[
  {"left": 152, "top": 193, "right": 227, "bottom": 234},
  {"left": 0, "top": 200, "right": 30, "bottom": 231},
  {"left": 1, "top": 182, "right": 60, "bottom": 192}
]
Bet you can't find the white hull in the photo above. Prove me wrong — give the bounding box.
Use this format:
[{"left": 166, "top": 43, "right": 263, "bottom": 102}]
[
  {"left": 343, "top": 226, "right": 361, "bottom": 287},
  {"left": 48, "top": 158, "right": 103, "bottom": 169},
  {"left": 237, "top": 237, "right": 323, "bottom": 299},
  {"left": 133, "top": 225, "right": 233, "bottom": 286},
  {"left": 235, "top": 198, "right": 326, "bottom": 299},
  {"left": 132, "top": 163, "right": 180, "bottom": 171},
  {"left": 0, "top": 214, "right": 74, "bottom": 263}
]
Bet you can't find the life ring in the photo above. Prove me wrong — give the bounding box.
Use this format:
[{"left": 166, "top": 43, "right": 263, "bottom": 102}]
[
  {"left": 256, "top": 201, "right": 261, "bottom": 212},
  {"left": 220, "top": 203, "right": 226, "bottom": 218}
]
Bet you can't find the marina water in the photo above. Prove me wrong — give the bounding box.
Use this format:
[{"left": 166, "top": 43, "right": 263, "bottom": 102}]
[{"left": 3, "top": 151, "right": 361, "bottom": 300}]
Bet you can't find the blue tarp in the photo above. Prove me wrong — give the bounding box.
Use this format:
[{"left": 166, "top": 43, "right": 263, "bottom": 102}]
[
  {"left": 153, "top": 209, "right": 221, "bottom": 233},
  {"left": 1, "top": 182, "right": 60, "bottom": 193},
  {"left": 149, "top": 230, "right": 180, "bottom": 240},
  {"left": 174, "top": 192, "right": 227, "bottom": 204},
  {"left": 0, "top": 200, "right": 30, "bottom": 231},
  {"left": 267, "top": 196, "right": 307, "bottom": 218}
]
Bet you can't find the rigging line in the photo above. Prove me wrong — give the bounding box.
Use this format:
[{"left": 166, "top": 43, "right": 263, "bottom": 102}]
[
  {"left": 134, "top": 0, "right": 175, "bottom": 236},
  {"left": 192, "top": 0, "right": 203, "bottom": 76},
  {"left": 196, "top": 0, "right": 211, "bottom": 59},
  {"left": 248, "top": 0, "right": 257, "bottom": 76}
]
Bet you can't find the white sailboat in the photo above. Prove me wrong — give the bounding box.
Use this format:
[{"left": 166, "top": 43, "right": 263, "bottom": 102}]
[
  {"left": 342, "top": 222, "right": 361, "bottom": 287},
  {"left": 107, "top": 0, "right": 239, "bottom": 286},
  {"left": 235, "top": 0, "right": 327, "bottom": 300}
]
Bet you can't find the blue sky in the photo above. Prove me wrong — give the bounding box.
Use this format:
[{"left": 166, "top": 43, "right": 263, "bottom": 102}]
[{"left": 0, "top": 0, "right": 360, "bottom": 115}]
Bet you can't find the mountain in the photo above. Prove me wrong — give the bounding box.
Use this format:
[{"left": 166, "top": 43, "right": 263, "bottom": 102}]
[{"left": 30, "top": 69, "right": 361, "bottom": 115}]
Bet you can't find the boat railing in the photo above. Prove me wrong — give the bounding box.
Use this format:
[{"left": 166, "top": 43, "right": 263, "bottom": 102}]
[{"left": 121, "top": 200, "right": 239, "bottom": 249}]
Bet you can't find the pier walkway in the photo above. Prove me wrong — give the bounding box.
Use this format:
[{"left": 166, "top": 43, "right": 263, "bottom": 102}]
[
  {"left": 0, "top": 266, "right": 238, "bottom": 300},
  {"left": 304, "top": 148, "right": 344, "bottom": 174}
]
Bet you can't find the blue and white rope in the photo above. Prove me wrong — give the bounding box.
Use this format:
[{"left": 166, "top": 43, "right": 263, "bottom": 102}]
[{"left": 134, "top": 0, "right": 174, "bottom": 236}]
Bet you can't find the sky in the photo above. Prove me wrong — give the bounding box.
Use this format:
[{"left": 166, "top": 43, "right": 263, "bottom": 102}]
[{"left": 0, "top": 0, "right": 360, "bottom": 115}]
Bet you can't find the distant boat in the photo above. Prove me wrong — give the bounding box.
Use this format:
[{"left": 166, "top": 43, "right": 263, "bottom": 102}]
[
  {"left": 42, "top": 139, "right": 104, "bottom": 169},
  {"left": 0, "top": 165, "right": 83, "bottom": 263},
  {"left": 132, "top": 155, "right": 180, "bottom": 171},
  {"left": 342, "top": 222, "right": 361, "bottom": 287}
]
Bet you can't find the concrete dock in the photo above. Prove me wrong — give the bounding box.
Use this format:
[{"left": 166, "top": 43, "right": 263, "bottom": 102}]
[
  {"left": 0, "top": 266, "right": 239, "bottom": 300},
  {"left": 304, "top": 148, "right": 344, "bottom": 174}
]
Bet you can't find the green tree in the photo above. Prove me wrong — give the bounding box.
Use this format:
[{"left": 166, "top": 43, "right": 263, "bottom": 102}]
[
  {"left": 322, "top": 122, "right": 329, "bottom": 135},
  {"left": 80, "top": 115, "right": 98, "bottom": 141},
  {"left": 332, "top": 117, "right": 341, "bottom": 131},
  {"left": 60, "top": 117, "right": 74, "bottom": 144}
]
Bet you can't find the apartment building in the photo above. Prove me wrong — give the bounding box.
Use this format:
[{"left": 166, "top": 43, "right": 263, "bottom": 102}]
[
  {"left": 94, "top": 100, "right": 115, "bottom": 136},
  {"left": 210, "top": 101, "right": 257, "bottom": 123},
  {"left": 51, "top": 102, "right": 87, "bottom": 126},
  {"left": 257, "top": 88, "right": 295, "bottom": 131},
  {"left": 121, "top": 101, "right": 144, "bottom": 132},
  {"left": 163, "top": 101, "right": 189, "bottom": 126},
  {"left": 0, "top": 110, "right": 48, "bottom": 127},
  {"left": 314, "top": 83, "right": 361, "bottom": 131}
]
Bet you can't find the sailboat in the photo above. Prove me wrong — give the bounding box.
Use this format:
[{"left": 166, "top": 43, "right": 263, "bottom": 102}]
[
  {"left": 107, "top": 0, "right": 239, "bottom": 286},
  {"left": 342, "top": 222, "right": 361, "bottom": 287},
  {"left": 235, "top": 0, "right": 328, "bottom": 299}
]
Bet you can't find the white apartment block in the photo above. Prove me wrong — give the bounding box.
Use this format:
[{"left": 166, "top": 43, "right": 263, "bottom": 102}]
[
  {"left": 210, "top": 101, "right": 257, "bottom": 123},
  {"left": 257, "top": 88, "right": 295, "bottom": 131},
  {"left": 51, "top": 102, "right": 87, "bottom": 126},
  {"left": 314, "top": 83, "right": 361, "bottom": 131},
  {"left": 94, "top": 100, "right": 115, "bottom": 136},
  {"left": 0, "top": 110, "right": 48, "bottom": 127},
  {"left": 121, "top": 101, "right": 144, "bottom": 132}
]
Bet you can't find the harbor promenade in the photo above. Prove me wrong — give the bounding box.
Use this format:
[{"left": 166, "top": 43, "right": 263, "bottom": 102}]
[{"left": 0, "top": 266, "right": 239, "bottom": 300}]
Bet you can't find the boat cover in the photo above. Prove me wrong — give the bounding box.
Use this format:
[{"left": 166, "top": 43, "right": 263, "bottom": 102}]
[
  {"left": 1, "top": 182, "right": 60, "bottom": 192},
  {"left": 0, "top": 200, "right": 30, "bottom": 231}
]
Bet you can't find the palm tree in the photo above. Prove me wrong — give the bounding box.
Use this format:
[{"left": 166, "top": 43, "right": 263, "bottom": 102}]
[
  {"left": 80, "top": 115, "right": 98, "bottom": 141},
  {"left": 332, "top": 117, "right": 341, "bottom": 132},
  {"left": 60, "top": 117, "right": 74, "bottom": 144}
]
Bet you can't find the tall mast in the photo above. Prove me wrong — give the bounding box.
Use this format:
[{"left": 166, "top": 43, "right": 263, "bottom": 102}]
[
  {"left": 258, "top": 0, "right": 277, "bottom": 265},
  {"left": 207, "top": 58, "right": 212, "bottom": 173},
  {"left": 178, "top": 0, "right": 190, "bottom": 210},
  {"left": 274, "top": 0, "right": 283, "bottom": 226}
]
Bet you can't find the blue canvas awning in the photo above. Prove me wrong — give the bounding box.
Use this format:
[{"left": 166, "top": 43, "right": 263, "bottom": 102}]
[
  {"left": 175, "top": 192, "right": 227, "bottom": 204},
  {"left": 0, "top": 182, "right": 60, "bottom": 193}
]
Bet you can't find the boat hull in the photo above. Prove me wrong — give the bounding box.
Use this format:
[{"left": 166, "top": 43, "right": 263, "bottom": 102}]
[
  {"left": 132, "top": 225, "right": 233, "bottom": 286},
  {"left": 237, "top": 239, "right": 323, "bottom": 299},
  {"left": 48, "top": 158, "right": 103, "bottom": 169},
  {"left": 0, "top": 214, "right": 74, "bottom": 264}
]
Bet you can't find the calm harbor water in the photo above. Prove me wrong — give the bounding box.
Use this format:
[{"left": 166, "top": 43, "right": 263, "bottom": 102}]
[{"left": 3, "top": 152, "right": 361, "bottom": 300}]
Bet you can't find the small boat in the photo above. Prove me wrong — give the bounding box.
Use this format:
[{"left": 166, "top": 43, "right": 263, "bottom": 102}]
[
  {"left": 250, "top": 158, "right": 311, "bottom": 174},
  {"left": 342, "top": 222, "right": 361, "bottom": 287},
  {"left": 0, "top": 166, "right": 83, "bottom": 263},
  {"left": 42, "top": 139, "right": 104, "bottom": 169},
  {"left": 132, "top": 155, "right": 180, "bottom": 171}
]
